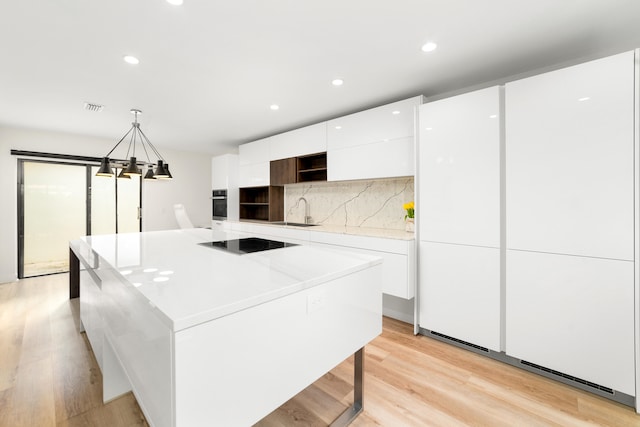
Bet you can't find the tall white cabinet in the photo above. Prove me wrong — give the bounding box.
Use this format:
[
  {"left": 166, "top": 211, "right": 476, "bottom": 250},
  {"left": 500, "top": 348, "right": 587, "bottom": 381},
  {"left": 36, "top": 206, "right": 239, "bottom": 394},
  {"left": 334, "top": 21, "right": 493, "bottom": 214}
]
[
  {"left": 505, "top": 51, "right": 636, "bottom": 395},
  {"left": 418, "top": 86, "right": 502, "bottom": 352},
  {"left": 417, "top": 50, "right": 639, "bottom": 404},
  {"left": 211, "top": 154, "right": 239, "bottom": 221}
]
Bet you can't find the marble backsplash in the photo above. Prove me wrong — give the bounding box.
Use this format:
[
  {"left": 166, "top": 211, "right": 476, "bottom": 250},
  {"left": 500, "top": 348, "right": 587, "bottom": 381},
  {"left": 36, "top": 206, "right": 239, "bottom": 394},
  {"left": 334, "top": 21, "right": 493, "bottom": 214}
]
[{"left": 285, "top": 177, "right": 414, "bottom": 230}]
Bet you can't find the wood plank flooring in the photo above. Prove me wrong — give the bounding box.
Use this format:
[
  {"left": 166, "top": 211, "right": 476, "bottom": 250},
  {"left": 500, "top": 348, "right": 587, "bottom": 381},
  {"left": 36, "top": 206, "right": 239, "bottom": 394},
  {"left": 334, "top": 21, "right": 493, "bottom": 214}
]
[{"left": 1, "top": 273, "right": 639, "bottom": 426}]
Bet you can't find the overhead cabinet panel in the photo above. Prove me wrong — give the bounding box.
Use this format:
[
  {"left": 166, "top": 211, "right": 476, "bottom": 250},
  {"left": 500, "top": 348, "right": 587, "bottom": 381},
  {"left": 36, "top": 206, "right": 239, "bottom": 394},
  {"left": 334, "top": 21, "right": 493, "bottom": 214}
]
[
  {"left": 269, "top": 123, "right": 327, "bottom": 160},
  {"left": 327, "top": 96, "right": 422, "bottom": 150},
  {"left": 505, "top": 51, "right": 635, "bottom": 260},
  {"left": 418, "top": 86, "right": 501, "bottom": 247},
  {"left": 239, "top": 137, "right": 270, "bottom": 166},
  {"left": 327, "top": 136, "right": 414, "bottom": 181},
  {"left": 238, "top": 162, "right": 270, "bottom": 188}
]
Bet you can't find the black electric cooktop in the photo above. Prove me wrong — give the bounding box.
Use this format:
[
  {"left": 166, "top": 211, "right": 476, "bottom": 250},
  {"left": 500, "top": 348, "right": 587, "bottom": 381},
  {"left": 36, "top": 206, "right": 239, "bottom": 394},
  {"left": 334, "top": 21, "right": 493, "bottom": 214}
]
[{"left": 198, "top": 237, "right": 297, "bottom": 255}]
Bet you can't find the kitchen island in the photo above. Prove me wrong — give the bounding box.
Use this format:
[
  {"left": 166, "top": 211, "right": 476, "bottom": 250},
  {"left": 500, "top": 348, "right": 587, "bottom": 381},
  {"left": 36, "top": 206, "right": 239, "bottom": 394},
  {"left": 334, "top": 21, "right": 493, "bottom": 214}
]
[{"left": 69, "top": 228, "right": 382, "bottom": 427}]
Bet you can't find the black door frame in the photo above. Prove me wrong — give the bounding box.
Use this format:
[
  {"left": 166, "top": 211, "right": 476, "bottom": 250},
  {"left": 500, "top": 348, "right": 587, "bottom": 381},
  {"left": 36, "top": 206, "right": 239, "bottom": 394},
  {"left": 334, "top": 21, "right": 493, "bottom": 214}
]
[{"left": 16, "top": 155, "right": 142, "bottom": 279}]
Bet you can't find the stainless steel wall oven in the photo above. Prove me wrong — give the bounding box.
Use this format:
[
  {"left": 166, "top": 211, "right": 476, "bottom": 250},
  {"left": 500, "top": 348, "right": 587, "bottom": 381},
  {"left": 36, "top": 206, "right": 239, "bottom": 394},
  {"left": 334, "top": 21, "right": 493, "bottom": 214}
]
[{"left": 212, "top": 189, "right": 228, "bottom": 220}]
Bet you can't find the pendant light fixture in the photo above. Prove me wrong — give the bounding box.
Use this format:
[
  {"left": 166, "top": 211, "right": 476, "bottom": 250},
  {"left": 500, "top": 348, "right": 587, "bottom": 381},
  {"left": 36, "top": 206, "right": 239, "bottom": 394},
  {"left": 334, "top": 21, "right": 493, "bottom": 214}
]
[{"left": 96, "top": 109, "right": 173, "bottom": 180}]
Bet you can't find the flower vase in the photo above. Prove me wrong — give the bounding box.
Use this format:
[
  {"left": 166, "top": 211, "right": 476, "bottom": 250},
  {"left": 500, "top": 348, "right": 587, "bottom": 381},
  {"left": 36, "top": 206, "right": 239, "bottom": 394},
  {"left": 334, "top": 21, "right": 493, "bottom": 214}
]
[{"left": 405, "top": 218, "right": 415, "bottom": 232}]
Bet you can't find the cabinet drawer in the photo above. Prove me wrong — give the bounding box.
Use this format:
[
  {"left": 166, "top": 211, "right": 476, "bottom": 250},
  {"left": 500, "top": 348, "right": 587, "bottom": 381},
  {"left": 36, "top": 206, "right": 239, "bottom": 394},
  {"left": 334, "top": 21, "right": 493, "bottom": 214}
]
[
  {"left": 313, "top": 241, "right": 412, "bottom": 299},
  {"left": 310, "top": 231, "right": 410, "bottom": 255}
]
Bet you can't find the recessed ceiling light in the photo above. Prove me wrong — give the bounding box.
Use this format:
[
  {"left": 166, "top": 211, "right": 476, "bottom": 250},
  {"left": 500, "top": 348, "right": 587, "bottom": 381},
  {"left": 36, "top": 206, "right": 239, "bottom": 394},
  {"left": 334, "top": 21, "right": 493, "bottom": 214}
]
[
  {"left": 123, "top": 55, "right": 139, "bottom": 65},
  {"left": 332, "top": 78, "right": 344, "bottom": 86},
  {"left": 166, "top": 0, "right": 183, "bottom": 5},
  {"left": 392, "top": 110, "right": 400, "bottom": 115},
  {"left": 335, "top": 125, "right": 342, "bottom": 130},
  {"left": 578, "top": 97, "right": 590, "bottom": 102},
  {"left": 421, "top": 42, "right": 438, "bottom": 52},
  {"left": 489, "top": 114, "right": 497, "bottom": 119},
  {"left": 270, "top": 104, "right": 279, "bottom": 111}
]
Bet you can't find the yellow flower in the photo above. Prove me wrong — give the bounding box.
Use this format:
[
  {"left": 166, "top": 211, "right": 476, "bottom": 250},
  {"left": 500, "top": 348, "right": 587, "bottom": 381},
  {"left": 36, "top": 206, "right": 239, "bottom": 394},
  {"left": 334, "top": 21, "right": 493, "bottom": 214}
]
[{"left": 403, "top": 201, "right": 415, "bottom": 219}]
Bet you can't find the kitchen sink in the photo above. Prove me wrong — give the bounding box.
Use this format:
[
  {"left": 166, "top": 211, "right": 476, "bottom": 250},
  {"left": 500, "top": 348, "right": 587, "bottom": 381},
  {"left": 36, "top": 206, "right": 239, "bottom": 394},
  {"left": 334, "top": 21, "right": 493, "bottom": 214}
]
[{"left": 272, "top": 221, "right": 318, "bottom": 227}]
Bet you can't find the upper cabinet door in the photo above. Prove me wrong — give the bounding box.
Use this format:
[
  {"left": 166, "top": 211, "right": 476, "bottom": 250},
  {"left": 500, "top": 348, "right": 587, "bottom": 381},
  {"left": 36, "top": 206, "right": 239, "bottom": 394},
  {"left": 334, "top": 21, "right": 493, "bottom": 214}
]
[
  {"left": 327, "top": 96, "right": 423, "bottom": 150},
  {"left": 418, "top": 86, "right": 501, "bottom": 247},
  {"left": 506, "top": 51, "right": 635, "bottom": 260},
  {"left": 211, "top": 155, "right": 229, "bottom": 190},
  {"left": 239, "top": 137, "right": 270, "bottom": 166},
  {"left": 269, "top": 123, "right": 327, "bottom": 161}
]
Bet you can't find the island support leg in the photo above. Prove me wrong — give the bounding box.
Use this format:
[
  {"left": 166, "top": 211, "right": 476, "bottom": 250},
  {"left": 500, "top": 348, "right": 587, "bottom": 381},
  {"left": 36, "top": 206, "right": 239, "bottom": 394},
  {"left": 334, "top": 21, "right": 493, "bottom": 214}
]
[
  {"left": 69, "top": 247, "right": 79, "bottom": 299},
  {"left": 330, "top": 347, "right": 364, "bottom": 427}
]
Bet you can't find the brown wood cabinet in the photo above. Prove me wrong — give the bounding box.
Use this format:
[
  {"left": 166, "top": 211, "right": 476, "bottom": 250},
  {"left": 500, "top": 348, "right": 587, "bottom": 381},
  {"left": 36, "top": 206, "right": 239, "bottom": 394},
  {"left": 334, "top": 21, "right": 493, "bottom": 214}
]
[
  {"left": 270, "top": 152, "right": 327, "bottom": 186},
  {"left": 239, "top": 186, "right": 284, "bottom": 222},
  {"left": 270, "top": 158, "right": 297, "bottom": 185}
]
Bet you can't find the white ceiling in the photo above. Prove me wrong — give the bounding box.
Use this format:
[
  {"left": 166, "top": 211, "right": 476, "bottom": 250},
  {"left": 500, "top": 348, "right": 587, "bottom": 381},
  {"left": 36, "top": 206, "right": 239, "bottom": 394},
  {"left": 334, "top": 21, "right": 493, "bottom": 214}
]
[{"left": 1, "top": 0, "right": 640, "bottom": 155}]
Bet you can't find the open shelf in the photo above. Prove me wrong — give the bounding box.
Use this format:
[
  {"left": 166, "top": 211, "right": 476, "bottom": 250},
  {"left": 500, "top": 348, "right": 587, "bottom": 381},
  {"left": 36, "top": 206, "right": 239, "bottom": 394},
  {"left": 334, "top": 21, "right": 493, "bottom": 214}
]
[
  {"left": 297, "top": 152, "right": 327, "bottom": 183},
  {"left": 239, "top": 186, "right": 284, "bottom": 222}
]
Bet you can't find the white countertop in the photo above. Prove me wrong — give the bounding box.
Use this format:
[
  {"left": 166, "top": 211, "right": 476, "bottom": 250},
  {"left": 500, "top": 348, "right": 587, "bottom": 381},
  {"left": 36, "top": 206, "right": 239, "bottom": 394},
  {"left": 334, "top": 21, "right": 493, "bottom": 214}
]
[
  {"left": 71, "top": 228, "right": 381, "bottom": 332},
  {"left": 230, "top": 220, "right": 415, "bottom": 240}
]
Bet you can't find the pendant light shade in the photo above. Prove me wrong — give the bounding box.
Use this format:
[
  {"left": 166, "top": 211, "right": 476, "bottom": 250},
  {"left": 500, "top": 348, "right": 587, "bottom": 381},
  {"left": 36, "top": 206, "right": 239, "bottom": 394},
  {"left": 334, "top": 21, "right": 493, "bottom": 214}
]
[
  {"left": 96, "top": 109, "right": 173, "bottom": 180},
  {"left": 154, "top": 160, "right": 169, "bottom": 178},
  {"left": 144, "top": 165, "right": 156, "bottom": 180},
  {"left": 117, "top": 168, "right": 131, "bottom": 179},
  {"left": 123, "top": 156, "right": 142, "bottom": 176},
  {"left": 96, "top": 157, "right": 114, "bottom": 177},
  {"left": 163, "top": 163, "right": 173, "bottom": 180}
]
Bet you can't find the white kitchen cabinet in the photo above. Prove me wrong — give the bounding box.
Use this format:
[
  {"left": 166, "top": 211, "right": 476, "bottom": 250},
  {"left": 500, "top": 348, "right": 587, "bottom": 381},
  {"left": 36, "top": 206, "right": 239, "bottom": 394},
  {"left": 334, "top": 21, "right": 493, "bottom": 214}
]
[
  {"left": 328, "top": 136, "right": 414, "bottom": 181},
  {"left": 230, "top": 222, "right": 415, "bottom": 299},
  {"left": 503, "top": 50, "right": 638, "bottom": 399},
  {"left": 238, "top": 137, "right": 270, "bottom": 165},
  {"left": 327, "top": 96, "right": 424, "bottom": 181},
  {"left": 417, "top": 86, "right": 502, "bottom": 351},
  {"left": 310, "top": 231, "right": 415, "bottom": 299},
  {"left": 506, "top": 250, "right": 635, "bottom": 395},
  {"left": 269, "top": 122, "right": 327, "bottom": 160},
  {"left": 80, "top": 269, "right": 104, "bottom": 370},
  {"left": 418, "top": 86, "right": 501, "bottom": 247},
  {"left": 506, "top": 51, "right": 635, "bottom": 260},
  {"left": 211, "top": 154, "right": 239, "bottom": 221},
  {"left": 211, "top": 154, "right": 237, "bottom": 190},
  {"left": 239, "top": 137, "right": 270, "bottom": 187},
  {"left": 419, "top": 242, "right": 500, "bottom": 352},
  {"left": 327, "top": 96, "right": 423, "bottom": 150},
  {"left": 238, "top": 162, "right": 269, "bottom": 188}
]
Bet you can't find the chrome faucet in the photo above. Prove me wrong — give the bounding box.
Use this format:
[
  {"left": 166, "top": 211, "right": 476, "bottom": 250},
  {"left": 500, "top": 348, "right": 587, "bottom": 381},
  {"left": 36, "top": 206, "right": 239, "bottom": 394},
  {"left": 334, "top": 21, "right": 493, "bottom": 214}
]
[{"left": 298, "top": 197, "right": 312, "bottom": 224}]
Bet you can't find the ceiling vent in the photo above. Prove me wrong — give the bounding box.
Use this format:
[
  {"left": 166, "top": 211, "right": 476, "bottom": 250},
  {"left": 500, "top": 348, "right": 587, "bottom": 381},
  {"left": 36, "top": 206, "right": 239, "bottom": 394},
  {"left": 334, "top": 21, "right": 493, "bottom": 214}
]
[{"left": 83, "top": 102, "right": 104, "bottom": 112}]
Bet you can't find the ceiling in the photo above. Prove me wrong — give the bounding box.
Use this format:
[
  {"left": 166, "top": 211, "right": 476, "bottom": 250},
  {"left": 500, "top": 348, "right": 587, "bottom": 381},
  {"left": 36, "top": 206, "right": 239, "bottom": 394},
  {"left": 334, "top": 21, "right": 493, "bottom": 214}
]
[{"left": 1, "top": 0, "right": 640, "bottom": 155}]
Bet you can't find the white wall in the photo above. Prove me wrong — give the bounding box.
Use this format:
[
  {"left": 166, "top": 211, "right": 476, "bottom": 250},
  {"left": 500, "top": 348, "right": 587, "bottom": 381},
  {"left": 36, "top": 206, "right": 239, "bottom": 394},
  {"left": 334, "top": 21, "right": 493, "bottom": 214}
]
[{"left": 0, "top": 126, "right": 212, "bottom": 284}]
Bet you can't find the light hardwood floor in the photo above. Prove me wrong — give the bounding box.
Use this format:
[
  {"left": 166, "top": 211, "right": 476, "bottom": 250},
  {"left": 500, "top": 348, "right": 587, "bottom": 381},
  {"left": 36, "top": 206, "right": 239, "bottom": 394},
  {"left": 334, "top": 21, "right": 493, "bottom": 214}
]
[{"left": 1, "top": 273, "right": 639, "bottom": 426}]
